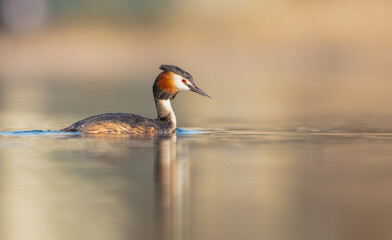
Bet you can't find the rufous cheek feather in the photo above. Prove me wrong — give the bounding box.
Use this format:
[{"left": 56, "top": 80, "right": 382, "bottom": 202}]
[
  {"left": 153, "top": 72, "right": 179, "bottom": 100},
  {"left": 155, "top": 72, "right": 176, "bottom": 91}
]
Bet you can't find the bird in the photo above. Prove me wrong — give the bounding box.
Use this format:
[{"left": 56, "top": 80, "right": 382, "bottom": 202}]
[{"left": 61, "top": 64, "right": 211, "bottom": 135}]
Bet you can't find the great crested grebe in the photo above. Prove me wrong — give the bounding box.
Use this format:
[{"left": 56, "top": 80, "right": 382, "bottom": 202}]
[{"left": 61, "top": 64, "right": 211, "bottom": 135}]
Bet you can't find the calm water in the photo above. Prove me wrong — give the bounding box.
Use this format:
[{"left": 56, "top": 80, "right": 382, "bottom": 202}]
[{"left": 1, "top": 125, "right": 392, "bottom": 240}]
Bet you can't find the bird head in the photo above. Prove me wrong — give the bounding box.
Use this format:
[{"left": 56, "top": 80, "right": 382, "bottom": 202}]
[{"left": 153, "top": 64, "right": 211, "bottom": 100}]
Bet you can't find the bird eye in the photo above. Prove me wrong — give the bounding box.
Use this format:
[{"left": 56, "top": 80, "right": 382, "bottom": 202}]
[{"left": 182, "top": 79, "right": 186, "bottom": 83}]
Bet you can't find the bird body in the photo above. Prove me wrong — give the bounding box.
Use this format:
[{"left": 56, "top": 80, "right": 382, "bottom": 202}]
[
  {"left": 61, "top": 112, "right": 169, "bottom": 134},
  {"left": 61, "top": 65, "right": 210, "bottom": 135}
]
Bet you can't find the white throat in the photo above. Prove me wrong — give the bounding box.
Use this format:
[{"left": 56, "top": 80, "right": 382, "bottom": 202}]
[
  {"left": 155, "top": 99, "right": 177, "bottom": 129},
  {"left": 161, "top": 99, "right": 174, "bottom": 116}
]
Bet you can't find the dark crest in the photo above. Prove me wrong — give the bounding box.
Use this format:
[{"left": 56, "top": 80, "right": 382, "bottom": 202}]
[{"left": 160, "top": 64, "right": 194, "bottom": 81}]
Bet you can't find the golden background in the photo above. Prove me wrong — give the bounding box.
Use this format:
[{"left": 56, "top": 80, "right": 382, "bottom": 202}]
[{"left": 1, "top": 0, "right": 391, "bottom": 130}]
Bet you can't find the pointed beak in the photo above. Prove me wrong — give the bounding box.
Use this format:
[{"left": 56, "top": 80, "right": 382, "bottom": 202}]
[{"left": 188, "top": 84, "right": 211, "bottom": 98}]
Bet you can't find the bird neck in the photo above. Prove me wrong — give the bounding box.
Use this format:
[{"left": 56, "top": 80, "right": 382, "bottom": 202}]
[{"left": 155, "top": 98, "right": 176, "bottom": 132}]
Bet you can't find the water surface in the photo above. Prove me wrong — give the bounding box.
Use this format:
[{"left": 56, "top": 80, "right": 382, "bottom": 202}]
[{"left": 1, "top": 126, "right": 392, "bottom": 240}]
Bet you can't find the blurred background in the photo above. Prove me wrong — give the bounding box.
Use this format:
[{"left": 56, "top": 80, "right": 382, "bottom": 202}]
[
  {"left": 0, "top": 0, "right": 392, "bottom": 129},
  {"left": 2, "top": 2, "right": 392, "bottom": 240}
]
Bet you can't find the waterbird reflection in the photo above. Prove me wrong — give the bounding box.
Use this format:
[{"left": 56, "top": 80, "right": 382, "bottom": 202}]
[{"left": 154, "top": 135, "right": 188, "bottom": 240}]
